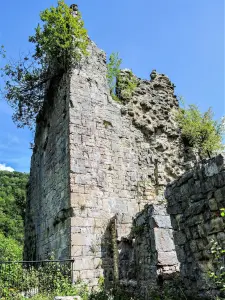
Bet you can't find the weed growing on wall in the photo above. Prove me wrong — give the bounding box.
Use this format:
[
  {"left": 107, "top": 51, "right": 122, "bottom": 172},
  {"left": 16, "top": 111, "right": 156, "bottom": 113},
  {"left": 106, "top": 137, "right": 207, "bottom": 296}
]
[
  {"left": 176, "top": 101, "right": 225, "bottom": 158},
  {"left": 106, "top": 54, "right": 138, "bottom": 103},
  {"left": 107, "top": 52, "right": 122, "bottom": 100},
  {"left": 116, "top": 70, "right": 138, "bottom": 102}
]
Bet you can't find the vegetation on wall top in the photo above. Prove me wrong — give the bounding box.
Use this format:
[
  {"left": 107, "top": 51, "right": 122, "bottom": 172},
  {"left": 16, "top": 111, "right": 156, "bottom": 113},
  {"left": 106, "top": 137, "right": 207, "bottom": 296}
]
[
  {"left": 106, "top": 52, "right": 122, "bottom": 102},
  {"left": 0, "top": 0, "right": 89, "bottom": 130},
  {"left": 116, "top": 69, "right": 138, "bottom": 102},
  {"left": 177, "top": 100, "right": 225, "bottom": 158},
  {"left": 106, "top": 52, "right": 138, "bottom": 103}
]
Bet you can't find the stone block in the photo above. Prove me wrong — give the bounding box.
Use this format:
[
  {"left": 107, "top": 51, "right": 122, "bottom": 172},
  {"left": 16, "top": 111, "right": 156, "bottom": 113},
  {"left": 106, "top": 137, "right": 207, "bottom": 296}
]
[
  {"left": 71, "top": 193, "right": 88, "bottom": 208},
  {"left": 70, "top": 186, "right": 85, "bottom": 194},
  {"left": 197, "top": 224, "right": 206, "bottom": 238},
  {"left": 176, "top": 246, "right": 186, "bottom": 262},
  {"left": 71, "top": 217, "right": 95, "bottom": 227},
  {"left": 73, "top": 257, "right": 95, "bottom": 271},
  {"left": 157, "top": 251, "right": 179, "bottom": 266},
  {"left": 116, "top": 213, "right": 133, "bottom": 224},
  {"left": 151, "top": 215, "right": 172, "bottom": 229},
  {"left": 174, "top": 231, "right": 186, "bottom": 245},
  {"left": 208, "top": 198, "right": 218, "bottom": 211},
  {"left": 71, "top": 246, "right": 82, "bottom": 257},
  {"left": 186, "top": 214, "right": 204, "bottom": 227},
  {"left": 167, "top": 204, "right": 183, "bottom": 215},
  {"left": 214, "top": 187, "right": 225, "bottom": 203},
  {"left": 71, "top": 233, "right": 93, "bottom": 246},
  {"left": 154, "top": 228, "right": 175, "bottom": 252},
  {"left": 80, "top": 269, "right": 96, "bottom": 279},
  {"left": 217, "top": 232, "right": 225, "bottom": 243},
  {"left": 150, "top": 204, "right": 168, "bottom": 216},
  {"left": 135, "top": 213, "right": 146, "bottom": 227},
  {"left": 94, "top": 218, "right": 108, "bottom": 228},
  {"left": 209, "top": 217, "right": 224, "bottom": 234},
  {"left": 204, "top": 154, "right": 225, "bottom": 177}
]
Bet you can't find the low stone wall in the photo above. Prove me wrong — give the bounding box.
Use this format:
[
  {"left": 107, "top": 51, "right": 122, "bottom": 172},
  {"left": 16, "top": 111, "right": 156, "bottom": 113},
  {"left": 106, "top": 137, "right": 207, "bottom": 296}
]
[{"left": 166, "top": 154, "right": 225, "bottom": 298}]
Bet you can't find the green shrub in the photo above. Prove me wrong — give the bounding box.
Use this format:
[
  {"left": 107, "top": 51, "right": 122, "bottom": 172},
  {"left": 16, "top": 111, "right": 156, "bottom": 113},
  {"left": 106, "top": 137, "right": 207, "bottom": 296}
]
[
  {"left": 106, "top": 53, "right": 138, "bottom": 103},
  {"left": 116, "top": 70, "right": 138, "bottom": 102},
  {"left": 0, "top": 232, "right": 22, "bottom": 261},
  {"left": 176, "top": 103, "right": 225, "bottom": 158},
  {"left": 0, "top": 260, "right": 89, "bottom": 299}
]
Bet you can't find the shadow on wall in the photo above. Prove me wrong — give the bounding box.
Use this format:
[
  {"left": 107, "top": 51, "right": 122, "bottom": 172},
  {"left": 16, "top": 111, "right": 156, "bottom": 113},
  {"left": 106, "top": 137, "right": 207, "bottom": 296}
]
[
  {"left": 101, "top": 204, "right": 180, "bottom": 299},
  {"left": 166, "top": 154, "right": 225, "bottom": 299}
]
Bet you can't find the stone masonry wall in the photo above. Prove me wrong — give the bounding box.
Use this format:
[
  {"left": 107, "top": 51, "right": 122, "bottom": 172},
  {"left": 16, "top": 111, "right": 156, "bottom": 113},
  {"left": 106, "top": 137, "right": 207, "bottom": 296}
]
[
  {"left": 24, "top": 73, "right": 71, "bottom": 260},
  {"left": 166, "top": 154, "right": 225, "bottom": 298},
  {"left": 68, "top": 42, "right": 191, "bottom": 286}
]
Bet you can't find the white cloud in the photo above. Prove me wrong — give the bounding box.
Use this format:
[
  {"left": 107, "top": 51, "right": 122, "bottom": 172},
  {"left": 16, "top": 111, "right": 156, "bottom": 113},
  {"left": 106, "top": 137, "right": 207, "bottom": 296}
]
[{"left": 0, "top": 163, "right": 14, "bottom": 172}]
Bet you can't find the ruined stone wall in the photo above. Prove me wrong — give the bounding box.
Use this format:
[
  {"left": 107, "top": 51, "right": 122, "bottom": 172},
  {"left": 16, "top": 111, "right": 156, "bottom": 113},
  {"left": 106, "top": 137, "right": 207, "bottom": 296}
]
[
  {"left": 166, "top": 154, "right": 225, "bottom": 298},
  {"left": 68, "top": 42, "right": 191, "bottom": 286},
  {"left": 24, "top": 73, "right": 71, "bottom": 260},
  {"left": 118, "top": 204, "right": 179, "bottom": 298},
  {"left": 25, "top": 40, "right": 192, "bottom": 287}
]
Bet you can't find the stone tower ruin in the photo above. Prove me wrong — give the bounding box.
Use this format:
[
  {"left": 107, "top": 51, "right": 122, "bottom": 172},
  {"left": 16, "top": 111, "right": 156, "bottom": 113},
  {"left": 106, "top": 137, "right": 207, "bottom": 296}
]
[{"left": 24, "top": 41, "right": 193, "bottom": 288}]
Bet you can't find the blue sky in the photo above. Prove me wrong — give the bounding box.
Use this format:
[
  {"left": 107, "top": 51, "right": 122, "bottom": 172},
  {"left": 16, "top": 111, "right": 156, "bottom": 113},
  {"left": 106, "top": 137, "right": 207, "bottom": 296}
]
[{"left": 0, "top": 0, "right": 224, "bottom": 172}]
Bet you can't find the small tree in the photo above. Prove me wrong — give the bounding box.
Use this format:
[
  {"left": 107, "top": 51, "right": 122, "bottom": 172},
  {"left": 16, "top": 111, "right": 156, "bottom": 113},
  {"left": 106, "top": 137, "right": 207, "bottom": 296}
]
[
  {"left": 177, "top": 103, "right": 225, "bottom": 158},
  {"left": 29, "top": 0, "right": 89, "bottom": 70},
  {"left": 107, "top": 52, "right": 122, "bottom": 96},
  {"left": 0, "top": 1, "right": 89, "bottom": 129}
]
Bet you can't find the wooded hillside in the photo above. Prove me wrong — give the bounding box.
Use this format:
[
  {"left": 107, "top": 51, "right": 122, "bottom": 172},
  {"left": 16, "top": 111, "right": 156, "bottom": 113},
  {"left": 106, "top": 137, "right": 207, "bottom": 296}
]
[{"left": 0, "top": 171, "right": 28, "bottom": 260}]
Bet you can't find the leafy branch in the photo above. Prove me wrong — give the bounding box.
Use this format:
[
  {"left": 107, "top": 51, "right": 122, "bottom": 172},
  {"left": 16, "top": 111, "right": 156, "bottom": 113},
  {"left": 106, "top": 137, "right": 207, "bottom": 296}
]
[{"left": 0, "top": 1, "right": 89, "bottom": 129}]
